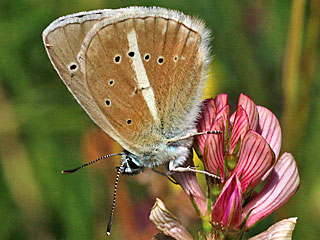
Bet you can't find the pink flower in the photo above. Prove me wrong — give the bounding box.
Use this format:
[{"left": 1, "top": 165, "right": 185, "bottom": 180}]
[{"left": 175, "top": 94, "right": 300, "bottom": 232}]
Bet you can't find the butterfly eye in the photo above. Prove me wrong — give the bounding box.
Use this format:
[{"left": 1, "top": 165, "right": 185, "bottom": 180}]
[{"left": 126, "top": 157, "right": 139, "bottom": 170}]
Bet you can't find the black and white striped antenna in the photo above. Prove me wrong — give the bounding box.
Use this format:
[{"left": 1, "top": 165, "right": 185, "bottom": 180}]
[
  {"left": 61, "top": 153, "right": 124, "bottom": 236},
  {"left": 61, "top": 153, "right": 122, "bottom": 174},
  {"left": 106, "top": 162, "right": 125, "bottom": 236}
]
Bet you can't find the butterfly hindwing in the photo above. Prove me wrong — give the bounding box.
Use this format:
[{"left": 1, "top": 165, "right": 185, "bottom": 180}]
[{"left": 43, "top": 9, "right": 141, "bottom": 154}]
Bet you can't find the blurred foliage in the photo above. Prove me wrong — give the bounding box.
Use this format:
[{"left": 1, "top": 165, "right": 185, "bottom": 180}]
[{"left": 0, "top": 0, "right": 319, "bottom": 239}]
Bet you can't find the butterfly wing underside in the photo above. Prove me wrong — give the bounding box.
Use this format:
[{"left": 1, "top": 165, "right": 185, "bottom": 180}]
[
  {"left": 42, "top": 9, "right": 138, "bottom": 153},
  {"left": 43, "top": 7, "right": 211, "bottom": 156},
  {"left": 81, "top": 7, "right": 210, "bottom": 153}
]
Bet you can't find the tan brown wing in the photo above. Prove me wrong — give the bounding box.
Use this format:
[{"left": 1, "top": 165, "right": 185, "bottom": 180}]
[
  {"left": 82, "top": 18, "right": 161, "bottom": 153},
  {"left": 43, "top": 7, "right": 211, "bottom": 156},
  {"left": 135, "top": 17, "right": 206, "bottom": 136},
  {"left": 42, "top": 9, "right": 143, "bottom": 154},
  {"left": 81, "top": 8, "right": 210, "bottom": 154}
]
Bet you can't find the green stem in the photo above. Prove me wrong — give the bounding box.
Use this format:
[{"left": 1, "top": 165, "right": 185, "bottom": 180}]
[{"left": 281, "top": 0, "right": 307, "bottom": 152}]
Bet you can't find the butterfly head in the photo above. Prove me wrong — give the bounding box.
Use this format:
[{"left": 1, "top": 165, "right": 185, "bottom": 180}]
[
  {"left": 120, "top": 150, "right": 144, "bottom": 175},
  {"left": 120, "top": 134, "right": 194, "bottom": 175}
]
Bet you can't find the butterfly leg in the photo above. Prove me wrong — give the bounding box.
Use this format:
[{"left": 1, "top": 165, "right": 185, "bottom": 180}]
[
  {"left": 168, "top": 160, "right": 220, "bottom": 179},
  {"left": 152, "top": 169, "right": 178, "bottom": 184},
  {"left": 166, "top": 130, "right": 222, "bottom": 145},
  {"left": 169, "top": 165, "right": 220, "bottom": 179}
]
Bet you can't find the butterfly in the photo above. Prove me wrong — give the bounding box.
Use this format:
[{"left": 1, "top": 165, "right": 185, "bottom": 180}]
[{"left": 43, "top": 6, "right": 212, "bottom": 176}]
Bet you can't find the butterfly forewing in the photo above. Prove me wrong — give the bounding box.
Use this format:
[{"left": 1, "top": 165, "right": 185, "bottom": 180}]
[
  {"left": 133, "top": 15, "right": 206, "bottom": 137},
  {"left": 83, "top": 19, "right": 157, "bottom": 150},
  {"left": 149, "top": 20, "right": 203, "bottom": 136},
  {"left": 81, "top": 13, "right": 208, "bottom": 153}
]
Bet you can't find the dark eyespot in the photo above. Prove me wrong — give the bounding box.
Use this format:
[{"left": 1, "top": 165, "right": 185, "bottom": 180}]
[
  {"left": 144, "top": 54, "right": 150, "bottom": 61},
  {"left": 68, "top": 63, "right": 78, "bottom": 71},
  {"left": 114, "top": 55, "right": 121, "bottom": 63},
  {"left": 127, "top": 119, "right": 132, "bottom": 125},
  {"left": 128, "top": 51, "right": 135, "bottom": 57},
  {"left": 158, "top": 57, "right": 164, "bottom": 64},
  {"left": 109, "top": 79, "right": 114, "bottom": 86},
  {"left": 174, "top": 56, "right": 178, "bottom": 62},
  {"left": 105, "top": 99, "right": 111, "bottom": 106},
  {"left": 70, "top": 64, "right": 77, "bottom": 70}
]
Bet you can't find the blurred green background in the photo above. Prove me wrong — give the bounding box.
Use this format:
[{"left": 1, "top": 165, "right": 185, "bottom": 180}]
[{"left": 0, "top": 0, "right": 319, "bottom": 239}]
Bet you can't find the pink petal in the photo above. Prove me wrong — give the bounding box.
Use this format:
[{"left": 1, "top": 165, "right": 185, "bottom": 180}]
[
  {"left": 216, "top": 105, "right": 230, "bottom": 128},
  {"left": 232, "top": 131, "right": 275, "bottom": 192},
  {"left": 256, "top": 106, "right": 282, "bottom": 159},
  {"left": 238, "top": 94, "right": 259, "bottom": 131},
  {"left": 173, "top": 154, "right": 207, "bottom": 215},
  {"left": 242, "top": 153, "right": 300, "bottom": 228},
  {"left": 229, "top": 106, "right": 250, "bottom": 154},
  {"left": 214, "top": 94, "right": 228, "bottom": 112},
  {"left": 212, "top": 175, "right": 242, "bottom": 228},
  {"left": 196, "top": 99, "right": 217, "bottom": 155},
  {"left": 203, "top": 105, "right": 229, "bottom": 180},
  {"left": 204, "top": 121, "right": 224, "bottom": 179},
  {"left": 222, "top": 182, "right": 242, "bottom": 228}
]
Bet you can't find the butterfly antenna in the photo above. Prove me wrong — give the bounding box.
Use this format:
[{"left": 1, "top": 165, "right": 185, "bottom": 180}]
[
  {"left": 106, "top": 162, "right": 124, "bottom": 236},
  {"left": 61, "top": 153, "right": 122, "bottom": 174}
]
